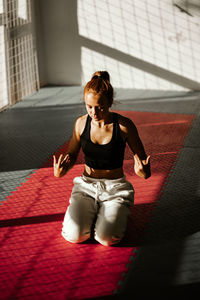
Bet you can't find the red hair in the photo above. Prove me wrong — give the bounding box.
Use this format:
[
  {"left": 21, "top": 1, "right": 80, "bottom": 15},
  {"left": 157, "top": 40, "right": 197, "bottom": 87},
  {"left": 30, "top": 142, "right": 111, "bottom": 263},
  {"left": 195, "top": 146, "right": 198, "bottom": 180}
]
[{"left": 84, "top": 71, "right": 113, "bottom": 106}]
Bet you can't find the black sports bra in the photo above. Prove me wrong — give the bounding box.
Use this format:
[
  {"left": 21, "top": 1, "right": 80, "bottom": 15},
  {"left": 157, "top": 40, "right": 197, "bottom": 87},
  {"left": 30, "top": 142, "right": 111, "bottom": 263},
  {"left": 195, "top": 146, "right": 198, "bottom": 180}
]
[{"left": 80, "top": 113, "right": 126, "bottom": 170}]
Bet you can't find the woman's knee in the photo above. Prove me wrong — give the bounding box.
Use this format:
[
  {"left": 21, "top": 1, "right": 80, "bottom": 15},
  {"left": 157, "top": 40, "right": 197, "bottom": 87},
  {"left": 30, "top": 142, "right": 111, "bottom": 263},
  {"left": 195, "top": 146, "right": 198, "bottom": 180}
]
[
  {"left": 62, "top": 203, "right": 92, "bottom": 244},
  {"left": 62, "top": 225, "right": 90, "bottom": 244},
  {"left": 94, "top": 230, "right": 122, "bottom": 246}
]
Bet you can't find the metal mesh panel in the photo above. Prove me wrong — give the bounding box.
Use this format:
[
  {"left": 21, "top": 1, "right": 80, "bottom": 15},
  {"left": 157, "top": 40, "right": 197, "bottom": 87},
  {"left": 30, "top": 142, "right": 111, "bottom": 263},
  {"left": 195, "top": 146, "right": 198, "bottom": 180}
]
[
  {"left": 7, "top": 0, "right": 31, "bottom": 29},
  {"left": 0, "top": 0, "right": 39, "bottom": 110},
  {"left": 9, "top": 34, "right": 39, "bottom": 103}
]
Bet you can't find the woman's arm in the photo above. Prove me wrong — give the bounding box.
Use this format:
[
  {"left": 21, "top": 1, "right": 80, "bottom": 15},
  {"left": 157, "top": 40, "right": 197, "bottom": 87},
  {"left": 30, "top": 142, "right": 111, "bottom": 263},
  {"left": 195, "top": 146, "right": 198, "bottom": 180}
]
[
  {"left": 122, "top": 116, "right": 151, "bottom": 179},
  {"left": 53, "top": 118, "right": 81, "bottom": 178}
]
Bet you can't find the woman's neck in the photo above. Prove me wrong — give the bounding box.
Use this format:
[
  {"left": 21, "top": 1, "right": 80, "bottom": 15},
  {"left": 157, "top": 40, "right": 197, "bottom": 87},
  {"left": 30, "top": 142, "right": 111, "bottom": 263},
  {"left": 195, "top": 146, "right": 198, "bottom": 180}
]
[{"left": 91, "top": 112, "right": 113, "bottom": 128}]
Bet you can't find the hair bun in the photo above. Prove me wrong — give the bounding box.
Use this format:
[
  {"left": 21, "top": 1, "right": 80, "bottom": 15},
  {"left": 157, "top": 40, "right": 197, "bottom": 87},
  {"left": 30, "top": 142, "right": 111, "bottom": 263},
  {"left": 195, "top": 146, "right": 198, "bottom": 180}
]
[{"left": 91, "top": 71, "right": 110, "bottom": 82}]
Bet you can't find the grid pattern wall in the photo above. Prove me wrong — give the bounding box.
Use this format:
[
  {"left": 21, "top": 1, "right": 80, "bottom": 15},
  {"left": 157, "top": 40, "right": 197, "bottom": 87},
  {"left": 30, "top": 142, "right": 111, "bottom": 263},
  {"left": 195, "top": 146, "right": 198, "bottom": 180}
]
[
  {"left": 78, "top": 0, "right": 200, "bottom": 90},
  {"left": 9, "top": 34, "right": 39, "bottom": 103},
  {"left": 6, "top": 0, "right": 32, "bottom": 28},
  {"left": 0, "top": 0, "right": 39, "bottom": 109}
]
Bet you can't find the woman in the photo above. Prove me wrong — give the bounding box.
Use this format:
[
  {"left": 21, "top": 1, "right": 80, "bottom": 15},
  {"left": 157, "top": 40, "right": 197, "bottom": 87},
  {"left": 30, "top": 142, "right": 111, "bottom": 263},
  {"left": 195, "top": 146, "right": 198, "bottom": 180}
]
[{"left": 53, "top": 71, "right": 151, "bottom": 246}]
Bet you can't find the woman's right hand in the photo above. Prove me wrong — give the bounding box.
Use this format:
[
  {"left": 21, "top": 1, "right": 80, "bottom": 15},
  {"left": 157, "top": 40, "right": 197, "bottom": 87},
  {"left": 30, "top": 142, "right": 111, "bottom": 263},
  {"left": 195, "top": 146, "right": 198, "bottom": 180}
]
[{"left": 53, "top": 154, "right": 70, "bottom": 178}]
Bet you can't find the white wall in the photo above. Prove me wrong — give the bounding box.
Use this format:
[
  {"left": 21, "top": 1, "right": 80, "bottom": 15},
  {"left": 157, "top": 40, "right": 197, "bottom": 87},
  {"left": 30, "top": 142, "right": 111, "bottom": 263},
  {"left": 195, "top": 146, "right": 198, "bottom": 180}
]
[
  {"left": 35, "top": 0, "right": 200, "bottom": 91},
  {"left": 35, "top": 0, "right": 81, "bottom": 86}
]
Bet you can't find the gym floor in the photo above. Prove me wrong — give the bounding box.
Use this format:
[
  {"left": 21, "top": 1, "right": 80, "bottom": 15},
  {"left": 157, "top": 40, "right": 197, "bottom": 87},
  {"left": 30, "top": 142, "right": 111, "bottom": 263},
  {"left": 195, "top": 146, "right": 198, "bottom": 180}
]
[{"left": 1, "top": 86, "right": 200, "bottom": 299}]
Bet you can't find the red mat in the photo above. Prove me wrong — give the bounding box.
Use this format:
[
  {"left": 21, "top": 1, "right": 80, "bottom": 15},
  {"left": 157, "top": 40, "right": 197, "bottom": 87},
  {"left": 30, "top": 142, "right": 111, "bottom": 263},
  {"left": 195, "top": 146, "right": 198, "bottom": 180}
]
[{"left": 0, "top": 111, "right": 194, "bottom": 299}]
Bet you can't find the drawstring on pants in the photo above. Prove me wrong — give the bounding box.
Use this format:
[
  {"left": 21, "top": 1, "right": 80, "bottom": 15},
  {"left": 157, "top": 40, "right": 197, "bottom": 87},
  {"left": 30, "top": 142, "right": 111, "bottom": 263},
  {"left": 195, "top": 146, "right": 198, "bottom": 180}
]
[{"left": 91, "top": 181, "right": 106, "bottom": 209}]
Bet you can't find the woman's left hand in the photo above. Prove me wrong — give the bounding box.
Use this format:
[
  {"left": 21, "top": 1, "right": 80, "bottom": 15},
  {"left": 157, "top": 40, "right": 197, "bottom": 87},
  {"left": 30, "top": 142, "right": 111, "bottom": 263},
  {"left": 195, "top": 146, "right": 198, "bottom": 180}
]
[{"left": 134, "top": 154, "right": 151, "bottom": 179}]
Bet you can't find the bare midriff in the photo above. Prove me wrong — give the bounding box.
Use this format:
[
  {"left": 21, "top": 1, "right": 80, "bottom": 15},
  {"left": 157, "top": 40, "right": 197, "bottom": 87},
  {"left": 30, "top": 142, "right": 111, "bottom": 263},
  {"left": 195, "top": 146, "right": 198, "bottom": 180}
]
[{"left": 83, "top": 164, "right": 124, "bottom": 179}]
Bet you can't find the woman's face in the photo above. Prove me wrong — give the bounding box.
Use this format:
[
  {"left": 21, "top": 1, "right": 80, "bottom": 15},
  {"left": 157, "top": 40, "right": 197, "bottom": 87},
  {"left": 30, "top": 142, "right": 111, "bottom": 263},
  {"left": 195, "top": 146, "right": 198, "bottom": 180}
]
[{"left": 84, "top": 92, "right": 111, "bottom": 121}]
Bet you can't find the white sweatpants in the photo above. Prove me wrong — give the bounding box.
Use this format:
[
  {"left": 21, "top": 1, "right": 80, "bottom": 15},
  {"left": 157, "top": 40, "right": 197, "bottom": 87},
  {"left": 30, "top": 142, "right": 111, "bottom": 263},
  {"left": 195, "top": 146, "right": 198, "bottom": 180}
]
[{"left": 62, "top": 175, "right": 134, "bottom": 246}]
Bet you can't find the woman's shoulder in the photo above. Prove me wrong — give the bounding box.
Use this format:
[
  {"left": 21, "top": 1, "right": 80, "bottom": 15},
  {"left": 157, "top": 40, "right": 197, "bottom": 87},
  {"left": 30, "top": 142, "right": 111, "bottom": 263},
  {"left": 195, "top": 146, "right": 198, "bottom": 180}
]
[
  {"left": 115, "top": 112, "right": 135, "bottom": 127},
  {"left": 76, "top": 114, "right": 87, "bottom": 123},
  {"left": 114, "top": 112, "right": 137, "bottom": 135},
  {"left": 75, "top": 114, "right": 88, "bottom": 135}
]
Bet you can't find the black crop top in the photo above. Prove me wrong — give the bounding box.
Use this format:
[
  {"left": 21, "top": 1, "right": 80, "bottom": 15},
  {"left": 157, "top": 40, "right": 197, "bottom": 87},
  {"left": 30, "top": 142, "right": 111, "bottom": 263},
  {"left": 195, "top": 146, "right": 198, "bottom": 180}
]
[{"left": 80, "top": 113, "right": 126, "bottom": 170}]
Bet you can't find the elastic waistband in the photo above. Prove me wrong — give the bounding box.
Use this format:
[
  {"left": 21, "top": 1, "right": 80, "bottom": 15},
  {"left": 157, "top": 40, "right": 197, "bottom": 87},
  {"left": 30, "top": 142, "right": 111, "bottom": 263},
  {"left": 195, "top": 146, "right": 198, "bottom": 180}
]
[{"left": 82, "top": 174, "right": 126, "bottom": 184}]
